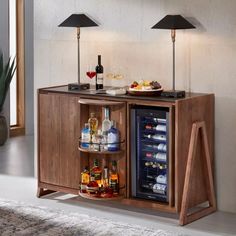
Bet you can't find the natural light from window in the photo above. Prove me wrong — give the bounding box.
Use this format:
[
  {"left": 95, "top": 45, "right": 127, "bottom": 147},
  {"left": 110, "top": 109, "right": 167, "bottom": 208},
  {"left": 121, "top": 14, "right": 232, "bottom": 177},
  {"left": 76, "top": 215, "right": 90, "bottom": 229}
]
[{"left": 9, "top": 0, "right": 17, "bottom": 126}]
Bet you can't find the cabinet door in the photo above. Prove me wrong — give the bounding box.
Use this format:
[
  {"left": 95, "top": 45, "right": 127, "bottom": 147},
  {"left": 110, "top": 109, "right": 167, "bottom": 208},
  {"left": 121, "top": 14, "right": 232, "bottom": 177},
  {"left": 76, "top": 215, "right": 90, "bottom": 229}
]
[{"left": 39, "top": 93, "right": 81, "bottom": 189}]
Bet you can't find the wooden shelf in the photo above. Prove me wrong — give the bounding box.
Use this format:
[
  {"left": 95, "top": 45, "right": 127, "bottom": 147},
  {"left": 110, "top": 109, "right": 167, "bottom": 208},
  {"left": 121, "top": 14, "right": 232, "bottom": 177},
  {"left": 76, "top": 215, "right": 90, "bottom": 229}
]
[
  {"left": 79, "top": 191, "right": 124, "bottom": 201},
  {"left": 78, "top": 147, "right": 123, "bottom": 155},
  {"left": 78, "top": 98, "right": 124, "bottom": 106}
]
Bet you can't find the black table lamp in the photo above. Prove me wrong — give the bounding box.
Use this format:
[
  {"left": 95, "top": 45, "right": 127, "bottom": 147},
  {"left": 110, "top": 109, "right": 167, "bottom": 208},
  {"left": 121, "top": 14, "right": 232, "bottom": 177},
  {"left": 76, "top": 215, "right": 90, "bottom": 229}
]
[
  {"left": 59, "top": 14, "right": 98, "bottom": 90},
  {"left": 152, "top": 15, "right": 195, "bottom": 98}
]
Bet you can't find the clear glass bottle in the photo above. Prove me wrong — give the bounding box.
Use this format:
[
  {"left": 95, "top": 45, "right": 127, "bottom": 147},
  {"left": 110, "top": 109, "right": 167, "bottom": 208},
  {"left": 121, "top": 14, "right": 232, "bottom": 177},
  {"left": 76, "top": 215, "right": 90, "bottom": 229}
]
[
  {"left": 107, "top": 120, "right": 120, "bottom": 151},
  {"left": 88, "top": 113, "right": 98, "bottom": 137},
  {"left": 90, "top": 159, "right": 102, "bottom": 186},
  {"left": 81, "top": 123, "right": 90, "bottom": 148},
  {"left": 109, "top": 160, "right": 119, "bottom": 195},
  {"left": 102, "top": 107, "right": 111, "bottom": 150},
  {"left": 92, "top": 129, "right": 103, "bottom": 151},
  {"left": 102, "top": 107, "right": 111, "bottom": 134}
]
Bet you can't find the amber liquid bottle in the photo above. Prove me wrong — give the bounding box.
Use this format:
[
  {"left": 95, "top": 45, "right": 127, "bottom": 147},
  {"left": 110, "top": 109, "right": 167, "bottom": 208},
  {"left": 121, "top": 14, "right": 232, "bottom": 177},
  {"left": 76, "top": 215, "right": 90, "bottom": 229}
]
[
  {"left": 109, "top": 160, "right": 119, "bottom": 194},
  {"left": 81, "top": 166, "right": 90, "bottom": 193},
  {"left": 90, "top": 159, "right": 102, "bottom": 186},
  {"left": 88, "top": 113, "right": 98, "bottom": 136}
]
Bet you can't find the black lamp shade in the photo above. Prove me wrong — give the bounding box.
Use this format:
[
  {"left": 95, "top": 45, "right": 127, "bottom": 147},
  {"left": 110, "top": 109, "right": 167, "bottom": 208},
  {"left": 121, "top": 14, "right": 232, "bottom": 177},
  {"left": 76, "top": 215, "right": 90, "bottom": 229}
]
[
  {"left": 152, "top": 15, "right": 195, "bottom": 30},
  {"left": 59, "top": 14, "right": 98, "bottom": 28}
]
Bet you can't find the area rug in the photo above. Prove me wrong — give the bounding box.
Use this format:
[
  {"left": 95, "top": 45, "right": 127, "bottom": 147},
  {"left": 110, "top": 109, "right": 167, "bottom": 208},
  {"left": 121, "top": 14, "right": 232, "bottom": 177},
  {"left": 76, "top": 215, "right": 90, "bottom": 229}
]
[{"left": 0, "top": 199, "right": 184, "bottom": 236}]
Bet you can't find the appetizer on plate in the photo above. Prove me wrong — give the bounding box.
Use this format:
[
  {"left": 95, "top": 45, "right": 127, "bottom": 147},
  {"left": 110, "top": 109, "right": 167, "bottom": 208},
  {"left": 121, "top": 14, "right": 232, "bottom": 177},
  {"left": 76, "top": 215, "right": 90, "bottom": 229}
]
[{"left": 129, "top": 80, "right": 162, "bottom": 91}]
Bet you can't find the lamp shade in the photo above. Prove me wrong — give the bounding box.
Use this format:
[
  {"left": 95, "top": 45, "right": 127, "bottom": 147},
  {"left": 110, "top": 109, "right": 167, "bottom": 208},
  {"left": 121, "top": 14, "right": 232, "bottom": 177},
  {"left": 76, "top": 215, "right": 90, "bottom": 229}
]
[
  {"left": 59, "top": 14, "right": 98, "bottom": 28},
  {"left": 151, "top": 15, "right": 195, "bottom": 30}
]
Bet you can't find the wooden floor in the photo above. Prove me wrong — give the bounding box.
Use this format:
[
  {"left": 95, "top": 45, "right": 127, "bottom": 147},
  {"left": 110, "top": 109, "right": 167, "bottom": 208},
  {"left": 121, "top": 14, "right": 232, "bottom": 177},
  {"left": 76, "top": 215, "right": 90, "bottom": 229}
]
[{"left": 0, "top": 136, "right": 236, "bottom": 236}]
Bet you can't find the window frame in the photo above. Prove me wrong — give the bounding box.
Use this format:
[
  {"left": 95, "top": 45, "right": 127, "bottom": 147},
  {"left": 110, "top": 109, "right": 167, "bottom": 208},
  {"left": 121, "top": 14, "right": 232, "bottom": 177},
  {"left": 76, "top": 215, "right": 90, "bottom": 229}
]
[{"left": 10, "top": 0, "right": 25, "bottom": 137}]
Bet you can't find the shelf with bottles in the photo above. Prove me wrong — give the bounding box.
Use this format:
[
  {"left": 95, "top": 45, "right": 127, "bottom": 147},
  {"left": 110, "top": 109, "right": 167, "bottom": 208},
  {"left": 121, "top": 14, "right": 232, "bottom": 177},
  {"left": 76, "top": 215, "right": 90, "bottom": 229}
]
[
  {"left": 79, "top": 159, "right": 124, "bottom": 200},
  {"left": 78, "top": 139, "right": 125, "bottom": 154},
  {"left": 79, "top": 106, "right": 125, "bottom": 154},
  {"left": 139, "top": 162, "right": 168, "bottom": 202}
]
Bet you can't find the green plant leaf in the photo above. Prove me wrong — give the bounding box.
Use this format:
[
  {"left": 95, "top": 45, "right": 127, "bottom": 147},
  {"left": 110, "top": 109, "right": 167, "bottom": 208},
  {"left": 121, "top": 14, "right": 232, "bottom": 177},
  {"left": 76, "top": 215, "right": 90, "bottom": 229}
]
[{"left": 0, "top": 51, "right": 16, "bottom": 113}]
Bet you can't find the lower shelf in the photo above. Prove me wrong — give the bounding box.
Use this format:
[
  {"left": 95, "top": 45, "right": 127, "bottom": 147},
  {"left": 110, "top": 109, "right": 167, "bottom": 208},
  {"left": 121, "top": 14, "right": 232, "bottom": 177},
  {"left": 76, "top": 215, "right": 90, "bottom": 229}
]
[{"left": 78, "top": 191, "right": 124, "bottom": 201}]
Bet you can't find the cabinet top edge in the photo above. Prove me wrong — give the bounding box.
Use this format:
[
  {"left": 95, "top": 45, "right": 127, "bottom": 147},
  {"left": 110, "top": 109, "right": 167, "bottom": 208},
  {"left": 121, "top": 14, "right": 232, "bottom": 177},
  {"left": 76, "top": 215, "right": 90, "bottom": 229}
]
[{"left": 38, "top": 85, "right": 214, "bottom": 103}]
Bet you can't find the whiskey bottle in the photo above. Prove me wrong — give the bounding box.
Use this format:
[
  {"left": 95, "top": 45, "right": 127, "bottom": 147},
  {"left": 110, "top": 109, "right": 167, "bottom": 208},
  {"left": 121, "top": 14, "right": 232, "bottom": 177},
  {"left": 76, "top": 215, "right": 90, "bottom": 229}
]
[
  {"left": 80, "top": 166, "right": 90, "bottom": 193},
  {"left": 102, "top": 166, "right": 109, "bottom": 187},
  {"left": 109, "top": 160, "right": 119, "bottom": 194},
  {"left": 90, "top": 159, "right": 102, "bottom": 186}
]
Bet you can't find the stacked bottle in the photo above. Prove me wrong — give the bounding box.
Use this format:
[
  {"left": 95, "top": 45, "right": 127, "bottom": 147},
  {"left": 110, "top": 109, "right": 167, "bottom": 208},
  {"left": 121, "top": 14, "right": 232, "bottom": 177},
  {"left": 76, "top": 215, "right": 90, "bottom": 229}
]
[
  {"left": 80, "top": 108, "right": 120, "bottom": 152},
  {"left": 80, "top": 159, "right": 119, "bottom": 197}
]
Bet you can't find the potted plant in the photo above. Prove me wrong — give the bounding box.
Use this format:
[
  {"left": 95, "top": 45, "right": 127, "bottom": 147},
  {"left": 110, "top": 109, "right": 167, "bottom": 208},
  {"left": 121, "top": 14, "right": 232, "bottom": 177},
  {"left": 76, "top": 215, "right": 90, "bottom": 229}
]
[{"left": 0, "top": 50, "right": 16, "bottom": 146}]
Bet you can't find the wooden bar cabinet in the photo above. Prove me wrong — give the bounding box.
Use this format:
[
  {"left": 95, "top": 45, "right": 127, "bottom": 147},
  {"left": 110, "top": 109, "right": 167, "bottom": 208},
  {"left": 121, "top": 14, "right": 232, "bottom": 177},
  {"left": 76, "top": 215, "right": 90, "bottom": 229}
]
[{"left": 37, "top": 85, "right": 216, "bottom": 225}]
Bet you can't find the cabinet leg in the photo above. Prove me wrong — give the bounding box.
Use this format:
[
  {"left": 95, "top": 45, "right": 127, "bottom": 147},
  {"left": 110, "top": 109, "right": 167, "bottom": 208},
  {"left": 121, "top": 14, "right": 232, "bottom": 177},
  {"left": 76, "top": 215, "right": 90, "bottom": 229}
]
[
  {"left": 179, "top": 121, "right": 216, "bottom": 226},
  {"left": 37, "top": 187, "right": 56, "bottom": 198}
]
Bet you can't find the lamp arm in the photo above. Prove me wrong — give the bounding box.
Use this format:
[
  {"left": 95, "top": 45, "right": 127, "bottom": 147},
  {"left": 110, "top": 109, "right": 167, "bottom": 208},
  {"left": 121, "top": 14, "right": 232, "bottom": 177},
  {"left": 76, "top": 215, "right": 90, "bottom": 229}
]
[
  {"left": 77, "top": 27, "right": 81, "bottom": 84},
  {"left": 171, "top": 29, "right": 176, "bottom": 91}
]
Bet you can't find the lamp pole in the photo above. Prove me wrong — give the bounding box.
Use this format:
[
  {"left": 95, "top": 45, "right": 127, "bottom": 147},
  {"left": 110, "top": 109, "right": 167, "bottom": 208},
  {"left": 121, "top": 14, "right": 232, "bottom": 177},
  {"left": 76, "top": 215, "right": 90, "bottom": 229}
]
[
  {"left": 171, "top": 29, "right": 176, "bottom": 91},
  {"left": 77, "top": 27, "right": 81, "bottom": 85}
]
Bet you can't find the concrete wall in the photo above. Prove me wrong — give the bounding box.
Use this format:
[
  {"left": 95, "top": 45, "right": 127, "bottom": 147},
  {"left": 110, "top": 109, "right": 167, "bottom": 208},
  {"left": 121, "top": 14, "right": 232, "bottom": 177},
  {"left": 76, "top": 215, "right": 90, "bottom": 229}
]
[{"left": 34, "top": 0, "right": 236, "bottom": 213}]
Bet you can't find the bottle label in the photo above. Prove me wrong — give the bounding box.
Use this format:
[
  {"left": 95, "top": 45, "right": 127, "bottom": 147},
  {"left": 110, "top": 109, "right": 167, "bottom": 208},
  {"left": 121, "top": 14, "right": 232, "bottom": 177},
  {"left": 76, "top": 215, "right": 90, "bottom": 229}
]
[
  {"left": 81, "top": 132, "right": 90, "bottom": 148},
  {"left": 94, "top": 173, "right": 101, "bottom": 181},
  {"left": 110, "top": 179, "right": 118, "bottom": 193},
  {"left": 108, "top": 132, "right": 119, "bottom": 151},
  {"left": 97, "top": 73, "right": 103, "bottom": 85}
]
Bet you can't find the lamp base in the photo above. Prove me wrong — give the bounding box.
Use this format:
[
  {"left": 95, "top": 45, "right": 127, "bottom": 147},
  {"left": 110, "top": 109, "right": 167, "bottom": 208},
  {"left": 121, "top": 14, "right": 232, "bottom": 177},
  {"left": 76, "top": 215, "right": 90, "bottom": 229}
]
[
  {"left": 68, "top": 83, "right": 90, "bottom": 91},
  {"left": 161, "top": 90, "right": 185, "bottom": 98}
]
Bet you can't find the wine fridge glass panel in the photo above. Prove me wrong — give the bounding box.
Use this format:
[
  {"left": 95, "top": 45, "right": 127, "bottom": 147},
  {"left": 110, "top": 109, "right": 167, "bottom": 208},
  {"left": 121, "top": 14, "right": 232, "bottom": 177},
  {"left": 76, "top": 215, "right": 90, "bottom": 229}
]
[{"left": 131, "top": 106, "right": 169, "bottom": 203}]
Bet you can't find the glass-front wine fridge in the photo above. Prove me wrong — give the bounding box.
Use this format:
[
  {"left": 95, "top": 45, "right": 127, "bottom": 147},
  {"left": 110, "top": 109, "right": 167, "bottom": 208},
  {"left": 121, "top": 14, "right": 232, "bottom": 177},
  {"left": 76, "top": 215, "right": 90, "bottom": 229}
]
[{"left": 131, "top": 106, "right": 169, "bottom": 203}]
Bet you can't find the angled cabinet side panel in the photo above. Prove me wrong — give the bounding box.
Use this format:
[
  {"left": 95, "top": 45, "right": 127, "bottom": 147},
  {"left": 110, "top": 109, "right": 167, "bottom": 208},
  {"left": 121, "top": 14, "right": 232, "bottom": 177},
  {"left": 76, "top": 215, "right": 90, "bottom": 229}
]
[{"left": 175, "top": 94, "right": 214, "bottom": 212}]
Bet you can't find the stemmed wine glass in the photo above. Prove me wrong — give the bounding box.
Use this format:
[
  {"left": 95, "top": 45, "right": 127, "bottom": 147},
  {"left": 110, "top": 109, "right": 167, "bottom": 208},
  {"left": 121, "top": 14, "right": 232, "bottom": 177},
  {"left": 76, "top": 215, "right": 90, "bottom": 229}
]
[{"left": 86, "top": 65, "right": 96, "bottom": 80}]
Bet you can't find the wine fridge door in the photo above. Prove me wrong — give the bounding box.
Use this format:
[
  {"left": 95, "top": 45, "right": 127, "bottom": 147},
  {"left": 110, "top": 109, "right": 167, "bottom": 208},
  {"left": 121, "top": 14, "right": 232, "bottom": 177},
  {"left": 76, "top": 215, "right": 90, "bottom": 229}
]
[{"left": 131, "top": 106, "right": 169, "bottom": 203}]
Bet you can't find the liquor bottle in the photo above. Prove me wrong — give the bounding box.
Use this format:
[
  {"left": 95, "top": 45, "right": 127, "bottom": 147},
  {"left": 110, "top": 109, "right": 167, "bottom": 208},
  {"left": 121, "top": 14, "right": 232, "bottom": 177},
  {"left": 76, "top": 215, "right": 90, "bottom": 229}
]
[
  {"left": 90, "top": 159, "right": 102, "bottom": 186},
  {"left": 109, "top": 160, "right": 119, "bottom": 194},
  {"left": 102, "top": 107, "right": 111, "bottom": 150},
  {"left": 102, "top": 166, "right": 109, "bottom": 187},
  {"left": 107, "top": 120, "right": 120, "bottom": 151},
  {"left": 95, "top": 55, "right": 103, "bottom": 90},
  {"left": 87, "top": 175, "right": 99, "bottom": 194},
  {"left": 81, "top": 123, "right": 90, "bottom": 148},
  {"left": 88, "top": 113, "right": 98, "bottom": 137},
  {"left": 92, "top": 129, "right": 103, "bottom": 151},
  {"left": 80, "top": 166, "right": 90, "bottom": 193},
  {"left": 102, "top": 107, "right": 111, "bottom": 133}
]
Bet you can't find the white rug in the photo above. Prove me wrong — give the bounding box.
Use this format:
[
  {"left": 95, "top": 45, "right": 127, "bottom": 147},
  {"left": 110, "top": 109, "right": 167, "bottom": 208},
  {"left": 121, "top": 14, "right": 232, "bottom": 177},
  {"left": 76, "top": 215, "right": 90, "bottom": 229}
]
[{"left": 0, "top": 199, "right": 185, "bottom": 236}]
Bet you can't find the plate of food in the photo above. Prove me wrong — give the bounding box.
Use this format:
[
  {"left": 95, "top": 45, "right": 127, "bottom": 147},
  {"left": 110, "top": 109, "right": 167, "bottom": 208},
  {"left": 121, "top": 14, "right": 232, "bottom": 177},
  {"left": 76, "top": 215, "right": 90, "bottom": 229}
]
[{"left": 128, "top": 80, "right": 163, "bottom": 96}]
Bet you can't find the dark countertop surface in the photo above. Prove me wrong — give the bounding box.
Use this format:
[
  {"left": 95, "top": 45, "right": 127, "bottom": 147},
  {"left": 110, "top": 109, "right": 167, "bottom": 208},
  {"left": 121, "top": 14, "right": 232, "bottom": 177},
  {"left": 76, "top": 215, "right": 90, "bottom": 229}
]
[{"left": 39, "top": 85, "right": 210, "bottom": 103}]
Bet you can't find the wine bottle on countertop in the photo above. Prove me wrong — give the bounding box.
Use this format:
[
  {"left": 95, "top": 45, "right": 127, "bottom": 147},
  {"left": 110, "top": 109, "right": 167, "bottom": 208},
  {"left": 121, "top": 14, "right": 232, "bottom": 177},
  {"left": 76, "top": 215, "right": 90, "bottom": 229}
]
[{"left": 95, "top": 55, "right": 103, "bottom": 90}]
